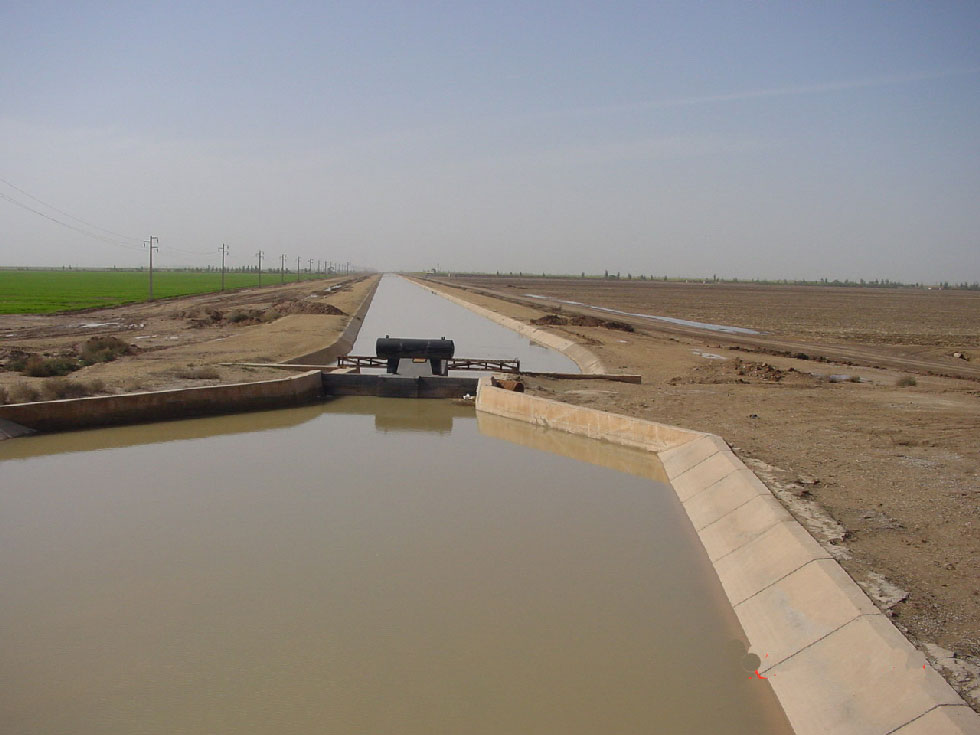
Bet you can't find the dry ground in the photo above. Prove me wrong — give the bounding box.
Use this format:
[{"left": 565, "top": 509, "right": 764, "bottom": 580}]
[
  {"left": 0, "top": 274, "right": 380, "bottom": 400},
  {"left": 431, "top": 275, "right": 980, "bottom": 708}
]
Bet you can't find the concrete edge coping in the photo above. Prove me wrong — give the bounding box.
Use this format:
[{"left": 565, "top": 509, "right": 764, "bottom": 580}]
[
  {"left": 474, "top": 380, "right": 980, "bottom": 735},
  {"left": 2, "top": 369, "right": 321, "bottom": 407},
  {"left": 403, "top": 276, "right": 610, "bottom": 374},
  {"left": 0, "top": 370, "right": 325, "bottom": 436}
]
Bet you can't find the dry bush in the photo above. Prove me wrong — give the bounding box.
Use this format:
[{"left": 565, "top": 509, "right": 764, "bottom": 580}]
[
  {"left": 23, "top": 355, "right": 81, "bottom": 377},
  {"left": 80, "top": 336, "right": 133, "bottom": 364},
  {"left": 896, "top": 375, "right": 917, "bottom": 387},
  {"left": 40, "top": 377, "right": 105, "bottom": 400},
  {"left": 175, "top": 367, "right": 221, "bottom": 380},
  {"left": 7, "top": 383, "right": 41, "bottom": 403}
]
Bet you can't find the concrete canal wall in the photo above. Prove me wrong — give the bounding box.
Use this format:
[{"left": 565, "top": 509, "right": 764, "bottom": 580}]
[
  {"left": 404, "top": 276, "right": 608, "bottom": 374},
  {"left": 476, "top": 380, "right": 980, "bottom": 735},
  {"left": 321, "top": 373, "right": 477, "bottom": 399},
  {"left": 0, "top": 371, "right": 324, "bottom": 433}
]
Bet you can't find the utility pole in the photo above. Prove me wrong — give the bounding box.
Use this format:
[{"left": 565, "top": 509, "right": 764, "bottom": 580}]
[
  {"left": 308, "top": 258, "right": 314, "bottom": 277},
  {"left": 256, "top": 250, "right": 264, "bottom": 286},
  {"left": 317, "top": 259, "right": 321, "bottom": 274},
  {"left": 218, "top": 243, "right": 229, "bottom": 290},
  {"left": 145, "top": 236, "right": 159, "bottom": 299},
  {"left": 280, "top": 253, "right": 286, "bottom": 283},
  {"left": 296, "top": 256, "right": 301, "bottom": 282}
]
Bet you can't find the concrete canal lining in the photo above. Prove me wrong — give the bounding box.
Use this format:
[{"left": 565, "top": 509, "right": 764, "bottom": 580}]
[
  {"left": 403, "top": 276, "right": 608, "bottom": 374},
  {"left": 475, "top": 378, "right": 980, "bottom": 734},
  {"left": 0, "top": 370, "right": 324, "bottom": 433},
  {"left": 413, "top": 275, "right": 979, "bottom": 732}
]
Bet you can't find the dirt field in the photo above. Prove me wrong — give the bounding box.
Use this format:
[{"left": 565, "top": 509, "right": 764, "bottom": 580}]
[
  {"left": 0, "top": 274, "right": 380, "bottom": 400},
  {"left": 430, "top": 275, "right": 980, "bottom": 709}
]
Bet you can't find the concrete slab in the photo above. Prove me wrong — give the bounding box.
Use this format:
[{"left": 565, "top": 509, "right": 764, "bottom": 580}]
[
  {"left": 683, "top": 467, "right": 771, "bottom": 530},
  {"left": 670, "top": 448, "right": 746, "bottom": 501},
  {"left": 0, "top": 417, "right": 35, "bottom": 440},
  {"left": 734, "top": 558, "right": 879, "bottom": 671},
  {"left": 767, "top": 615, "right": 965, "bottom": 735},
  {"left": 892, "top": 705, "right": 980, "bottom": 734},
  {"left": 699, "top": 493, "right": 794, "bottom": 562},
  {"left": 659, "top": 434, "right": 730, "bottom": 478},
  {"left": 714, "top": 520, "right": 831, "bottom": 605}
]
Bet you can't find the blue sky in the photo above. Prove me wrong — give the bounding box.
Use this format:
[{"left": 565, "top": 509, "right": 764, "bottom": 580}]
[{"left": 1, "top": 1, "right": 978, "bottom": 281}]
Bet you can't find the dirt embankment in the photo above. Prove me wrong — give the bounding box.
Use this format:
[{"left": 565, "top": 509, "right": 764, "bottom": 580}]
[
  {"left": 0, "top": 274, "right": 381, "bottom": 402},
  {"left": 427, "top": 275, "right": 980, "bottom": 709}
]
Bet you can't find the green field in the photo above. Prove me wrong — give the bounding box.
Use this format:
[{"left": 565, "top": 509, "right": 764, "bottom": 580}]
[{"left": 0, "top": 270, "right": 324, "bottom": 314}]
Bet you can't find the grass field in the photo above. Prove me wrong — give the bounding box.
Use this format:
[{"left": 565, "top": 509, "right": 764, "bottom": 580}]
[{"left": 0, "top": 270, "right": 323, "bottom": 314}]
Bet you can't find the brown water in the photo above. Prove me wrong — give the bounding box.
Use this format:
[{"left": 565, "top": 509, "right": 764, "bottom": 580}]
[{"left": 0, "top": 399, "right": 791, "bottom": 734}]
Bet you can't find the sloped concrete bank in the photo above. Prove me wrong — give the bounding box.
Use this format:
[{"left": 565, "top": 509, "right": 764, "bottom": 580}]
[
  {"left": 402, "top": 276, "right": 607, "bottom": 374},
  {"left": 476, "top": 383, "right": 980, "bottom": 734},
  {"left": 287, "top": 274, "right": 380, "bottom": 365}
]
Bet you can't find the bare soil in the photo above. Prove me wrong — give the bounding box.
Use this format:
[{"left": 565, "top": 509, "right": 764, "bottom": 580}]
[
  {"left": 0, "top": 274, "right": 380, "bottom": 399},
  {"left": 432, "top": 275, "right": 980, "bottom": 708}
]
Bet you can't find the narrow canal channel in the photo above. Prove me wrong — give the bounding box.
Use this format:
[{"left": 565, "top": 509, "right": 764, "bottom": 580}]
[
  {"left": 352, "top": 274, "right": 580, "bottom": 373},
  {"left": 0, "top": 275, "right": 792, "bottom": 734}
]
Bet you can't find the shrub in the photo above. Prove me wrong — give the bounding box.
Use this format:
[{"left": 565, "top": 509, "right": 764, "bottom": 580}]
[
  {"left": 23, "top": 355, "right": 80, "bottom": 377},
  {"left": 175, "top": 367, "right": 221, "bottom": 380},
  {"left": 896, "top": 375, "right": 917, "bottom": 387},
  {"left": 80, "top": 336, "right": 132, "bottom": 364},
  {"left": 8, "top": 383, "right": 40, "bottom": 403},
  {"left": 42, "top": 377, "right": 88, "bottom": 400},
  {"left": 40, "top": 377, "right": 106, "bottom": 400}
]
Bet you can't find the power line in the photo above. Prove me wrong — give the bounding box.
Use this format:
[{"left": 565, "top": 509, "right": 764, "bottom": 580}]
[
  {"left": 0, "top": 191, "right": 144, "bottom": 251},
  {"left": 0, "top": 175, "right": 141, "bottom": 243}
]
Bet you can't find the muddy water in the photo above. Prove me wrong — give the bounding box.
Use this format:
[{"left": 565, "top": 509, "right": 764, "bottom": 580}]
[
  {"left": 0, "top": 399, "right": 791, "bottom": 734},
  {"left": 353, "top": 275, "right": 580, "bottom": 373}
]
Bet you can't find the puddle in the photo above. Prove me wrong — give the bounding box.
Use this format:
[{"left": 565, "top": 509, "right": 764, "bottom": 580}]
[{"left": 524, "top": 294, "right": 760, "bottom": 335}]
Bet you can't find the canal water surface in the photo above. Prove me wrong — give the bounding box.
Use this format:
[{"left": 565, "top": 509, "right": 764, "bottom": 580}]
[
  {"left": 352, "top": 275, "right": 580, "bottom": 373},
  {"left": 0, "top": 276, "right": 792, "bottom": 734}
]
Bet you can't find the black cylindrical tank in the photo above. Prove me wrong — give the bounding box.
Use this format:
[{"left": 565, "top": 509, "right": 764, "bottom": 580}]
[{"left": 375, "top": 337, "right": 455, "bottom": 360}]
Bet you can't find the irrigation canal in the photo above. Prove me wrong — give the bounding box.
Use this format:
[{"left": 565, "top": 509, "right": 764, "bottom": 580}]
[{"left": 0, "top": 275, "right": 792, "bottom": 734}]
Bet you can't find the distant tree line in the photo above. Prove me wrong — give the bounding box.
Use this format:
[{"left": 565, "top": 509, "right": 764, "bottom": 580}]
[{"left": 423, "top": 270, "right": 980, "bottom": 290}]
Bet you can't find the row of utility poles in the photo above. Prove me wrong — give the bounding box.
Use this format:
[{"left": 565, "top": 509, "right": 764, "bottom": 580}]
[{"left": 144, "top": 237, "right": 352, "bottom": 299}]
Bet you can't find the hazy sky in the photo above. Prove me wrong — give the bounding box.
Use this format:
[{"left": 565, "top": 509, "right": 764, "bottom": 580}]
[{"left": 1, "top": 1, "right": 978, "bottom": 281}]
